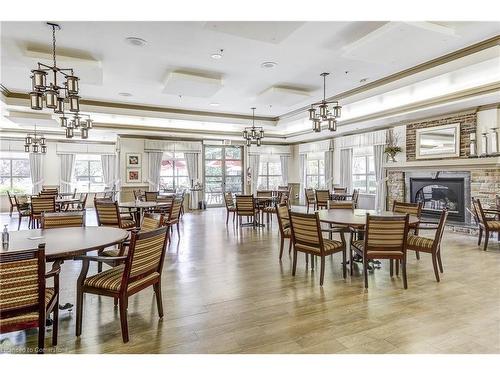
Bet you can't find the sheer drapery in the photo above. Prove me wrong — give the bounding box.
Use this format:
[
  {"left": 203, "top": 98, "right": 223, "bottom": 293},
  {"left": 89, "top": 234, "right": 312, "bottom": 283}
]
[
  {"left": 147, "top": 152, "right": 163, "bottom": 191},
  {"left": 280, "top": 155, "right": 289, "bottom": 186},
  {"left": 373, "top": 144, "right": 386, "bottom": 211},
  {"left": 299, "top": 154, "right": 307, "bottom": 205},
  {"left": 59, "top": 154, "right": 75, "bottom": 193},
  {"left": 249, "top": 154, "right": 260, "bottom": 194},
  {"left": 29, "top": 153, "right": 44, "bottom": 194},
  {"left": 324, "top": 149, "right": 334, "bottom": 191},
  {"left": 340, "top": 148, "right": 353, "bottom": 193},
  {"left": 101, "top": 154, "right": 116, "bottom": 190},
  {"left": 184, "top": 153, "right": 199, "bottom": 187}
]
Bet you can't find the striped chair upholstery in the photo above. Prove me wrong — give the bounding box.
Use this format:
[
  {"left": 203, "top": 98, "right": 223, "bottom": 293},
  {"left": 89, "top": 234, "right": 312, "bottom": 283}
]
[
  {"left": 31, "top": 197, "right": 56, "bottom": 215},
  {"left": 305, "top": 188, "right": 316, "bottom": 213},
  {"left": 95, "top": 200, "right": 136, "bottom": 229},
  {"left": 392, "top": 201, "right": 422, "bottom": 230},
  {"left": 257, "top": 190, "right": 273, "bottom": 198},
  {"left": 329, "top": 201, "right": 355, "bottom": 209},
  {"left": 315, "top": 190, "right": 330, "bottom": 209},
  {"left": 42, "top": 211, "right": 85, "bottom": 229},
  {"left": 166, "top": 198, "right": 182, "bottom": 224},
  {"left": 276, "top": 203, "right": 292, "bottom": 259},
  {"left": 333, "top": 187, "right": 347, "bottom": 194},
  {"left": 224, "top": 192, "right": 236, "bottom": 224},
  {"left": 235, "top": 195, "right": 256, "bottom": 216},
  {"left": 407, "top": 235, "right": 434, "bottom": 249},
  {"left": 140, "top": 214, "right": 162, "bottom": 232},
  {"left": 145, "top": 191, "right": 159, "bottom": 202}
]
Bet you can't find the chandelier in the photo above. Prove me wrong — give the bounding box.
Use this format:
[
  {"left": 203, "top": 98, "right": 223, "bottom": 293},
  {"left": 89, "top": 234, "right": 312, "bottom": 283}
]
[
  {"left": 28, "top": 22, "right": 93, "bottom": 139},
  {"left": 243, "top": 107, "right": 264, "bottom": 147},
  {"left": 308, "top": 72, "right": 342, "bottom": 132},
  {"left": 24, "top": 124, "right": 47, "bottom": 154}
]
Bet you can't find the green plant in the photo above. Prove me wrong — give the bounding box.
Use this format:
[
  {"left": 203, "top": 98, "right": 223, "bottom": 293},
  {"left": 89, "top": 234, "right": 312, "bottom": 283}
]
[{"left": 384, "top": 146, "right": 402, "bottom": 155}]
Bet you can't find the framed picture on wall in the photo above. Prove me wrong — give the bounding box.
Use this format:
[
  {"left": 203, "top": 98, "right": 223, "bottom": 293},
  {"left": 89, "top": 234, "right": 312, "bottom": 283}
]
[
  {"left": 126, "top": 153, "right": 142, "bottom": 167},
  {"left": 126, "top": 169, "right": 142, "bottom": 183}
]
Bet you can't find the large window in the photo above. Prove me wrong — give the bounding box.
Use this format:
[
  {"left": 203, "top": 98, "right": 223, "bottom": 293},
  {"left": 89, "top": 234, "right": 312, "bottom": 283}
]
[
  {"left": 352, "top": 149, "right": 376, "bottom": 194},
  {"left": 306, "top": 158, "right": 325, "bottom": 189},
  {"left": 0, "top": 152, "right": 31, "bottom": 194},
  {"left": 159, "top": 152, "right": 189, "bottom": 191},
  {"left": 258, "top": 160, "right": 281, "bottom": 190},
  {"left": 73, "top": 154, "right": 105, "bottom": 192}
]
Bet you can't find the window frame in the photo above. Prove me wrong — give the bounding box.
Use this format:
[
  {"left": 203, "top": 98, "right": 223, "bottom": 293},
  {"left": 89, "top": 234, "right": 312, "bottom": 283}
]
[
  {"left": 258, "top": 160, "right": 282, "bottom": 190},
  {"left": 159, "top": 152, "right": 189, "bottom": 191},
  {"left": 0, "top": 154, "right": 31, "bottom": 195},
  {"left": 352, "top": 154, "right": 376, "bottom": 194},
  {"left": 72, "top": 154, "right": 105, "bottom": 193},
  {"left": 305, "top": 158, "right": 325, "bottom": 189}
]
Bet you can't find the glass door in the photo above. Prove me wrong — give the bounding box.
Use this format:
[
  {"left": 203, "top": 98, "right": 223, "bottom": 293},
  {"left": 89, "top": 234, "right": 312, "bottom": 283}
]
[{"left": 204, "top": 145, "right": 243, "bottom": 207}]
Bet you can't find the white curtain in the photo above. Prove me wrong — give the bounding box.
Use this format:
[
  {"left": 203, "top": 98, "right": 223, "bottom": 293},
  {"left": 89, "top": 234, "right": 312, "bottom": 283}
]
[
  {"left": 59, "top": 154, "right": 75, "bottom": 193},
  {"left": 340, "top": 148, "right": 353, "bottom": 193},
  {"left": 324, "top": 149, "right": 334, "bottom": 191},
  {"left": 373, "top": 144, "right": 386, "bottom": 211},
  {"left": 299, "top": 154, "right": 307, "bottom": 205},
  {"left": 249, "top": 154, "right": 260, "bottom": 194},
  {"left": 101, "top": 154, "right": 116, "bottom": 190},
  {"left": 29, "top": 153, "right": 44, "bottom": 194},
  {"left": 147, "top": 152, "right": 163, "bottom": 191},
  {"left": 280, "top": 155, "right": 289, "bottom": 186},
  {"left": 184, "top": 153, "right": 199, "bottom": 188}
]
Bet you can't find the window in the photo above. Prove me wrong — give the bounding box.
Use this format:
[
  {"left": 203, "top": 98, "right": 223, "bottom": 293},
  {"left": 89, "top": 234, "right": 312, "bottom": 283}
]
[
  {"left": 0, "top": 152, "right": 32, "bottom": 194},
  {"left": 306, "top": 159, "right": 325, "bottom": 189},
  {"left": 258, "top": 161, "right": 281, "bottom": 190},
  {"left": 352, "top": 152, "right": 376, "bottom": 194},
  {"left": 159, "top": 152, "right": 189, "bottom": 191},
  {"left": 73, "top": 154, "right": 105, "bottom": 192}
]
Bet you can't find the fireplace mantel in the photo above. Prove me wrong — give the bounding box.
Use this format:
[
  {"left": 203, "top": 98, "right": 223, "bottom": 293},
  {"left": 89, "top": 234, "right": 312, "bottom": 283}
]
[{"left": 384, "top": 156, "right": 499, "bottom": 171}]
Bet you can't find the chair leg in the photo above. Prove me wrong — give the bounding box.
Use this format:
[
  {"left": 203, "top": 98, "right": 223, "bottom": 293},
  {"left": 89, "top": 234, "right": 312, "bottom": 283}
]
[
  {"left": 363, "top": 256, "right": 368, "bottom": 288},
  {"left": 415, "top": 251, "right": 420, "bottom": 260},
  {"left": 437, "top": 249, "right": 444, "bottom": 273},
  {"left": 52, "top": 298, "right": 59, "bottom": 346},
  {"left": 76, "top": 288, "right": 84, "bottom": 337},
  {"left": 432, "top": 253, "right": 440, "bottom": 282},
  {"left": 279, "top": 237, "right": 284, "bottom": 260},
  {"left": 233, "top": 212, "right": 235, "bottom": 223},
  {"left": 478, "top": 228, "right": 483, "bottom": 245},
  {"left": 119, "top": 297, "right": 129, "bottom": 343},
  {"left": 396, "top": 259, "right": 399, "bottom": 275},
  {"left": 9, "top": 207, "right": 13, "bottom": 217},
  {"left": 18, "top": 215, "right": 22, "bottom": 230},
  {"left": 320, "top": 256, "right": 325, "bottom": 286},
  {"left": 226, "top": 210, "right": 229, "bottom": 225},
  {"left": 38, "top": 323, "right": 45, "bottom": 354},
  {"left": 349, "top": 248, "right": 353, "bottom": 276},
  {"left": 288, "top": 238, "right": 293, "bottom": 254},
  {"left": 390, "top": 259, "right": 394, "bottom": 277},
  {"left": 292, "top": 249, "right": 297, "bottom": 276},
  {"left": 402, "top": 258, "right": 408, "bottom": 289},
  {"left": 177, "top": 223, "right": 180, "bottom": 237},
  {"left": 484, "top": 230, "right": 489, "bottom": 251},
  {"left": 311, "top": 255, "right": 314, "bottom": 270},
  {"left": 153, "top": 283, "right": 163, "bottom": 318},
  {"left": 342, "top": 249, "right": 346, "bottom": 279}
]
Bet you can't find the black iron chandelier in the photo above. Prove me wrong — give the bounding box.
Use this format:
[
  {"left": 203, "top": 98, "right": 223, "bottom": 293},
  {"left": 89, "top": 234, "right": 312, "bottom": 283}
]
[
  {"left": 28, "top": 22, "right": 93, "bottom": 139},
  {"left": 243, "top": 107, "right": 264, "bottom": 147},
  {"left": 24, "top": 124, "right": 47, "bottom": 154},
  {"left": 308, "top": 72, "right": 342, "bottom": 132}
]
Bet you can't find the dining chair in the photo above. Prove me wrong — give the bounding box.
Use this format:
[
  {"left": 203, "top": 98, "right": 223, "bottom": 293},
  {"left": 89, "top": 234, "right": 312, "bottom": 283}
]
[
  {"left": 472, "top": 198, "right": 500, "bottom": 250},
  {"left": 392, "top": 201, "right": 423, "bottom": 258},
  {"left": 305, "top": 189, "right": 316, "bottom": 213},
  {"left": 257, "top": 190, "right": 273, "bottom": 198},
  {"left": 6, "top": 191, "right": 17, "bottom": 217},
  {"left": 263, "top": 193, "right": 287, "bottom": 223},
  {"left": 275, "top": 203, "right": 292, "bottom": 259},
  {"left": 155, "top": 195, "right": 174, "bottom": 215},
  {"left": 75, "top": 226, "right": 169, "bottom": 343},
  {"left": 31, "top": 196, "right": 56, "bottom": 228},
  {"left": 133, "top": 189, "right": 145, "bottom": 201},
  {"left": 145, "top": 191, "right": 159, "bottom": 202},
  {"left": 351, "top": 189, "right": 359, "bottom": 208},
  {"left": 224, "top": 192, "right": 237, "bottom": 224},
  {"left": 288, "top": 211, "right": 347, "bottom": 286},
  {"left": 333, "top": 187, "right": 347, "bottom": 194},
  {"left": 322, "top": 201, "right": 355, "bottom": 239},
  {"left": 140, "top": 213, "right": 165, "bottom": 233},
  {"left": 178, "top": 191, "right": 186, "bottom": 217},
  {"left": 0, "top": 244, "right": 60, "bottom": 353},
  {"left": 41, "top": 211, "right": 86, "bottom": 229},
  {"left": 235, "top": 194, "right": 258, "bottom": 227},
  {"left": 14, "top": 195, "right": 31, "bottom": 230},
  {"left": 407, "top": 209, "right": 448, "bottom": 282},
  {"left": 164, "top": 197, "right": 183, "bottom": 239},
  {"left": 350, "top": 214, "right": 410, "bottom": 289},
  {"left": 315, "top": 190, "right": 330, "bottom": 210}
]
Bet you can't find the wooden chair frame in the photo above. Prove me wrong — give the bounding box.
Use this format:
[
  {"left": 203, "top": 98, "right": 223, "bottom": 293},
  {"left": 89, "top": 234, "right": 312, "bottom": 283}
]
[
  {"left": 472, "top": 198, "right": 500, "bottom": 251},
  {"left": 275, "top": 203, "right": 292, "bottom": 259},
  {"left": 305, "top": 188, "right": 316, "bottom": 213},
  {"left": 315, "top": 190, "right": 330, "bottom": 210},
  {"left": 224, "top": 192, "right": 237, "bottom": 225}
]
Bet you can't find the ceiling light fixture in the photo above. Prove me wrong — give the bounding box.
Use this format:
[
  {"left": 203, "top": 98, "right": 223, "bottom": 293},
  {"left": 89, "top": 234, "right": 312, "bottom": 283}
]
[
  {"left": 307, "top": 72, "right": 341, "bottom": 133},
  {"left": 261, "top": 61, "right": 277, "bottom": 69},
  {"left": 24, "top": 124, "right": 47, "bottom": 154},
  {"left": 243, "top": 107, "right": 264, "bottom": 147},
  {"left": 125, "top": 37, "right": 147, "bottom": 47},
  {"left": 28, "top": 22, "right": 93, "bottom": 139},
  {"left": 211, "top": 49, "right": 224, "bottom": 59}
]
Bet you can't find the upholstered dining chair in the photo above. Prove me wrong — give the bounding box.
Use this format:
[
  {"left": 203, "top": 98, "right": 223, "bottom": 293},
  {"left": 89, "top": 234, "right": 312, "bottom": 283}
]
[
  {"left": 305, "top": 188, "right": 316, "bottom": 213},
  {"left": 6, "top": 191, "right": 17, "bottom": 217},
  {"left": 140, "top": 213, "right": 164, "bottom": 233},
  {"left": 235, "top": 194, "right": 258, "bottom": 227},
  {"left": 256, "top": 190, "right": 273, "bottom": 198},
  {"left": 31, "top": 196, "right": 56, "bottom": 228},
  {"left": 155, "top": 195, "right": 174, "bottom": 215},
  {"left": 406, "top": 209, "right": 448, "bottom": 282},
  {"left": 333, "top": 187, "right": 347, "bottom": 194},
  {"left": 393, "top": 201, "right": 423, "bottom": 258},
  {"left": 288, "top": 210, "right": 347, "bottom": 286},
  {"left": 75, "top": 226, "right": 169, "bottom": 343},
  {"left": 315, "top": 190, "right": 330, "bottom": 210},
  {"left": 41, "top": 211, "right": 86, "bottom": 229},
  {"left": 145, "top": 191, "right": 159, "bottom": 202},
  {"left": 224, "top": 192, "right": 237, "bottom": 224},
  {"left": 0, "top": 244, "right": 60, "bottom": 353},
  {"left": 351, "top": 189, "right": 359, "bottom": 208},
  {"left": 164, "top": 197, "right": 183, "bottom": 239},
  {"left": 262, "top": 193, "right": 288, "bottom": 222},
  {"left": 322, "top": 201, "right": 355, "bottom": 240},
  {"left": 350, "top": 214, "right": 410, "bottom": 289},
  {"left": 275, "top": 203, "right": 292, "bottom": 259},
  {"left": 472, "top": 198, "right": 500, "bottom": 250},
  {"left": 14, "top": 194, "right": 31, "bottom": 230}
]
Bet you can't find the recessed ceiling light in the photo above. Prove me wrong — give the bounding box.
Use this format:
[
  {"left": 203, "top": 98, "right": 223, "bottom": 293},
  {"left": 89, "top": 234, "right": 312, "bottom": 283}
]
[
  {"left": 211, "top": 49, "right": 224, "bottom": 60},
  {"left": 118, "top": 92, "right": 132, "bottom": 97},
  {"left": 209, "top": 102, "right": 220, "bottom": 107},
  {"left": 360, "top": 77, "right": 369, "bottom": 83},
  {"left": 125, "top": 37, "right": 147, "bottom": 47},
  {"left": 261, "top": 61, "right": 278, "bottom": 69}
]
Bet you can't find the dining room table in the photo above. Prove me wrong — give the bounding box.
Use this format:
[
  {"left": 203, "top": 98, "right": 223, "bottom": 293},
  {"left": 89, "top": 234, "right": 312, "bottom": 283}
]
[
  {"left": 330, "top": 192, "right": 353, "bottom": 200},
  {"left": 253, "top": 196, "right": 279, "bottom": 227},
  {"left": 118, "top": 201, "right": 170, "bottom": 224}
]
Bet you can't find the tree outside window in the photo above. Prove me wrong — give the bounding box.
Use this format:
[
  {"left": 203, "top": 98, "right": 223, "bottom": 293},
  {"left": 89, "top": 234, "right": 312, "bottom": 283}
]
[
  {"left": 73, "top": 154, "right": 105, "bottom": 193},
  {"left": 306, "top": 159, "right": 325, "bottom": 189},
  {"left": 0, "top": 152, "right": 32, "bottom": 194}
]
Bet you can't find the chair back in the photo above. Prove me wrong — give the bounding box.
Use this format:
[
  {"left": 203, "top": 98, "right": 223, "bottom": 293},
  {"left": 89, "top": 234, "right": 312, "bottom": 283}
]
[
  {"left": 7, "top": 191, "right": 16, "bottom": 206},
  {"left": 329, "top": 201, "right": 354, "bottom": 209},
  {"left": 94, "top": 199, "right": 120, "bottom": 227},
  {"left": 334, "top": 187, "right": 347, "bottom": 194},
  {"left": 133, "top": 189, "right": 145, "bottom": 201},
  {"left": 145, "top": 191, "right": 159, "bottom": 202},
  {"left": 235, "top": 195, "right": 255, "bottom": 215},
  {"left": 14, "top": 195, "right": 29, "bottom": 210},
  {"left": 140, "top": 213, "right": 163, "bottom": 232},
  {"left": 168, "top": 197, "right": 183, "bottom": 222},
  {"left": 351, "top": 189, "right": 359, "bottom": 208},
  {"left": 392, "top": 201, "right": 422, "bottom": 218},
  {"left": 305, "top": 189, "right": 315, "bottom": 204},
  {"left": 79, "top": 193, "right": 88, "bottom": 209},
  {"left": 289, "top": 211, "right": 323, "bottom": 254},
  {"left": 277, "top": 186, "right": 288, "bottom": 191},
  {"left": 42, "top": 211, "right": 85, "bottom": 229},
  {"left": 71, "top": 188, "right": 78, "bottom": 198},
  {"left": 275, "top": 203, "right": 290, "bottom": 235},
  {"left": 257, "top": 190, "right": 273, "bottom": 198},
  {"left": 471, "top": 198, "right": 487, "bottom": 225},
  {"left": 0, "top": 244, "right": 46, "bottom": 332},
  {"left": 123, "top": 227, "right": 169, "bottom": 287},
  {"left": 224, "top": 192, "right": 234, "bottom": 208},
  {"left": 31, "top": 196, "right": 56, "bottom": 215},
  {"left": 315, "top": 190, "right": 330, "bottom": 206},
  {"left": 432, "top": 209, "right": 449, "bottom": 249},
  {"left": 364, "top": 214, "right": 409, "bottom": 252}
]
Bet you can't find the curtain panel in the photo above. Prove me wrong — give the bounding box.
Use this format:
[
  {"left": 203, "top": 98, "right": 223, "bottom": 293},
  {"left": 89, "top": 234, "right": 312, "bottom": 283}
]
[
  {"left": 147, "top": 152, "right": 163, "bottom": 191},
  {"left": 280, "top": 155, "right": 289, "bottom": 186},
  {"left": 184, "top": 153, "right": 199, "bottom": 188},
  {"left": 248, "top": 154, "right": 260, "bottom": 194},
  {"left": 299, "top": 154, "right": 307, "bottom": 205},
  {"left": 340, "top": 148, "right": 353, "bottom": 193},
  {"left": 101, "top": 154, "right": 117, "bottom": 190},
  {"left": 324, "top": 149, "right": 334, "bottom": 190},
  {"left": 373, "top": 144, "right": 386, "bottom": 211},
  {"left": 29, "top": 153, "right": 44, "bottom": 194},
  {"left": 59, "top": 154, "right": 75, "bottom": 193}
]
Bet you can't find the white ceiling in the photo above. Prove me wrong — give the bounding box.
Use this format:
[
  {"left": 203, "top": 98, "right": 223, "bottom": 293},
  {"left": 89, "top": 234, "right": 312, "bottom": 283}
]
[{"left": 1, "top": 21, "right": 499, "bottom": 117}]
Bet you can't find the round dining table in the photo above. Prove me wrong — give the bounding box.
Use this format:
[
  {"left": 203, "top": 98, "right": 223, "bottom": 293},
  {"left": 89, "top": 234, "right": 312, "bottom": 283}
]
[
  {"left": 119, "top": 201, "right": 169, "bottom": 224},
  {"left": 315, "top": 208, "right": 420, "bottom": 227}
]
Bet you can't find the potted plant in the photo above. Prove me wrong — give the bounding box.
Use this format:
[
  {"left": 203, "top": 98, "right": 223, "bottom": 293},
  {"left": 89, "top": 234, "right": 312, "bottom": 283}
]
[{"left": 384, "top": 130, "right": 402, "bottom": 162}]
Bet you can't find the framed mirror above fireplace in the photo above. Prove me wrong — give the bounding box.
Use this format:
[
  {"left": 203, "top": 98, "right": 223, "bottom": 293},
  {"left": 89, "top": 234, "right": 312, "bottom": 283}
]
[{"left": 415, "top": 123, "right": 460, "bottom": 159}]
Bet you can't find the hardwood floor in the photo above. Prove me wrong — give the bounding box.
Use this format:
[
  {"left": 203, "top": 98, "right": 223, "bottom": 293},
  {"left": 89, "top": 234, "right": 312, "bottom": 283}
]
[{"left": 0, "top": 208, "right": 499, "bottom": 354}]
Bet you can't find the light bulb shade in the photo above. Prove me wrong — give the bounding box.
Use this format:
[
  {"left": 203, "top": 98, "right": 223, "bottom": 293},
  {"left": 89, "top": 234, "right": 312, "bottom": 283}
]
[
  {"left": 73, "top": 116, "right": 81, "bottom": 128},
  {"left": 68, "top": 120, "right": 75, "bottom": 129},
  {"left": 40, "top": 136, "right": 46, "bottom": 145},
  {"left": 69, "top": 95, "right": 80, "bottom": 112},
  {"left": 66, "top": 127, "right": 74, "bottom": 138},
  {"left": 41, "top": 145, "right": 47, "bottom": 154},
  {"left": 328, "top": 118, "right": 337, "bottom": 132},
  {"left": 24, "top": 144, "right": 30, "bottom": 153},
  {"left": 54, "top": 97, "right": 65, "bottom": 114},
  {"left": 86, "top": 118, "right": 93, "bottom": 129},
  {"left": 60, "top": 116, "right": 68, "bottom": 127},
  {"left": 251, "top": 129, "right": 256, "bottom": 138},
  {"left": 66, "top": 76, "right": 79, "bottom": 94},
  {"left": 256, "top": 138, "right": 262, "bottom": 147},
  {"left": 246, "top": 138, "right": 252, "bottom": 147},
  {"left": 30, "top": 92, "right": 43, "bottom": 110},
  {"left": 333, "top": 105, "right": 341, "bottom": 118},
  {"left": 308, "top": 108, "right": 316, "bottom": 120},
  {"left": 314, "top": 120, "right": 322, "bottom": 132},
  {"left": 243, "top": 130, "right": 248, "bottom": 139},
  {"left": 81, "top": 127, "right": 89, "bottom": 139},
  {"left": 32, "top": 144, "right": 39, "bottom": 153},
  {"left": 259, "top": 129, "right": 264, "bottom": 138},
  {"left": 31, "top": 70, "right": 47, "bottom": 90},
  {"left": 25, "top": 136, "right": 32, "bottom": 145},
  {"left": 319, "top": 103, "right": 328, "bottom": 118},
  {"left": 45, "top": 89, "right": 58, "bottom": 109}
]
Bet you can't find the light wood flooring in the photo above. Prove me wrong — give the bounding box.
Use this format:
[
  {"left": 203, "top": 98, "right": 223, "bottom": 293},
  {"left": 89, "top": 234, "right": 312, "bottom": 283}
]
[{"left": 0, "top": 208, "right": 499, "bottom": 354}]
